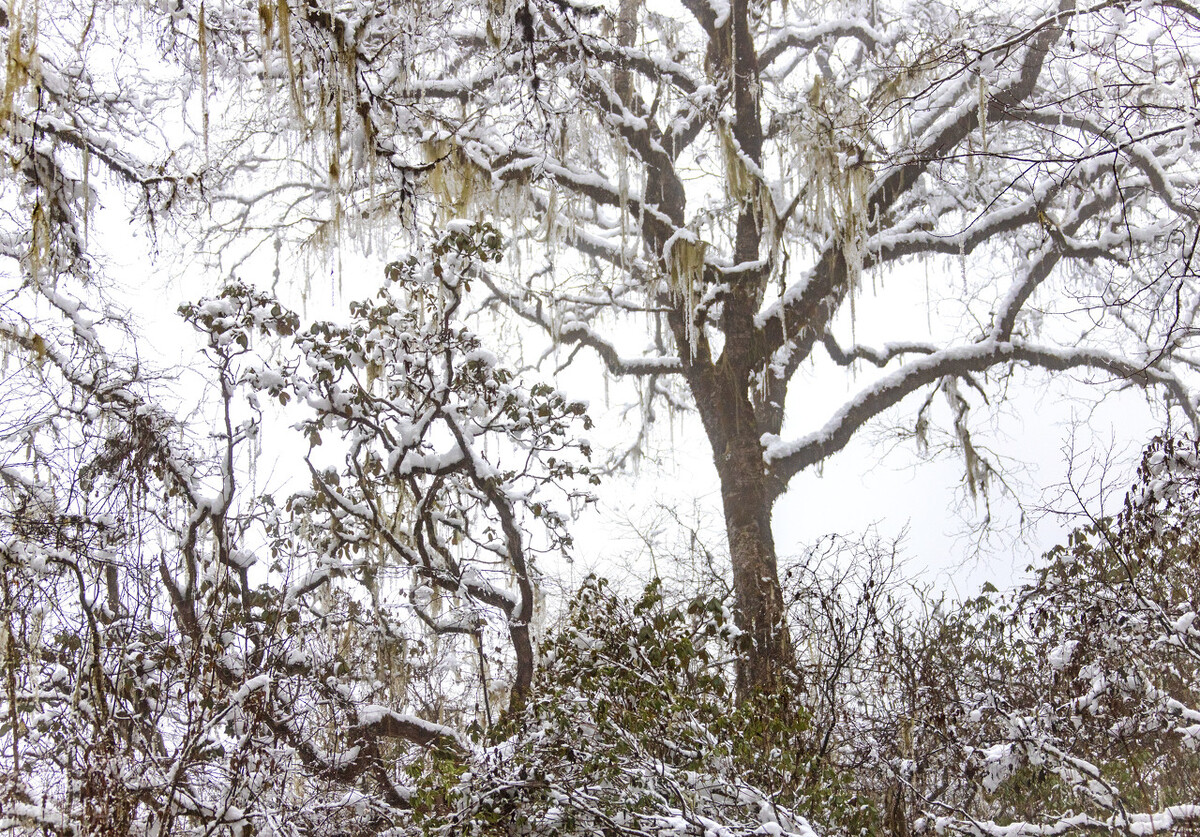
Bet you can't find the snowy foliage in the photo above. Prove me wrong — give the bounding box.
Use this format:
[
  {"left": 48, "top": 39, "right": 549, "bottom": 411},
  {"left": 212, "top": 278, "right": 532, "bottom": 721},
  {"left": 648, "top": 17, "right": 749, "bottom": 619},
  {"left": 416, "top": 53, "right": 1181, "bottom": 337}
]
[
  {"left": 794, "top": 438, "right": 1200, "bottom": 837},
  {"left": 409, "top": 576, "right": 870, "bottom": 837},
  {"left": 0, "top": 226, "right": 593, "bottom": 836},
  {"left": 4, "top": 0, "right": 1200, "bottom": 834}
]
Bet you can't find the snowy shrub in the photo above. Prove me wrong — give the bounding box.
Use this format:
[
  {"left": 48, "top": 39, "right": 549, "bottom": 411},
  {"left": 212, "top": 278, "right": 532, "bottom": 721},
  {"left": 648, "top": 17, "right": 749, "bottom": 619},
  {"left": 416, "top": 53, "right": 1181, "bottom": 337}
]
[
  {"left": 408, "top": 577, "right": 874, "bottom": 837},
  {"left": 895, "top": 437, "right": 1200, "bottom": 837}
]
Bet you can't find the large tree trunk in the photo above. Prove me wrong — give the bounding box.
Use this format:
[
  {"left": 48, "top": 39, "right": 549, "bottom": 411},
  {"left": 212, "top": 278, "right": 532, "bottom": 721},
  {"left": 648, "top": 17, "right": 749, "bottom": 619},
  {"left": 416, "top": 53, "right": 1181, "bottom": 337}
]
[
  {"left": 676, "top": 298, "right": 793, "bottom": 696},
  {"left": 720, "top": 0, "right": 793, "bottom": 697},
  {"left": 644, "top": 0, "right": 793, "bottom": 700},
  {"left": 716, "top": 432, "right": 793, "bottom": 697},
  {"left": 682, "top": 334, "right": 793, "bottom": 696}
]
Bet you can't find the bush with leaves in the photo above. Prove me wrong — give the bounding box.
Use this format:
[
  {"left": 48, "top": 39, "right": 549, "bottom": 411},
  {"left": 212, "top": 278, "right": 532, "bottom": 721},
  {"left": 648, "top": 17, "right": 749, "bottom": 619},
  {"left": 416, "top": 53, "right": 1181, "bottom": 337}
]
[
  {"left": 410, "top": 576, "right": 874, "bottom": 837},
  {"left": 874, "top": 436, "right": 1200, "bottom": 837}
]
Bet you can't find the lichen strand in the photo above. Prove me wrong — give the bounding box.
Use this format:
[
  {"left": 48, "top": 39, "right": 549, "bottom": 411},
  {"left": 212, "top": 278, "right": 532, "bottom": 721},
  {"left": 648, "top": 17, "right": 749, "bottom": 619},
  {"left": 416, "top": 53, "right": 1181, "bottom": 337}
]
[
  {"left": 0, "top": 0, "right": 38, "bottom": 134},
  {"left": 272, "top": 0, "right": 307, "bottom": 128},
  {"left": 785, "top": 81, "right": 873, "bottom": 338},
  {"left": 667, "top": 234, "right": 707, "bottom": 358},
  {"left": 424, "top": 137, "right": 492, "bottom": 224}
]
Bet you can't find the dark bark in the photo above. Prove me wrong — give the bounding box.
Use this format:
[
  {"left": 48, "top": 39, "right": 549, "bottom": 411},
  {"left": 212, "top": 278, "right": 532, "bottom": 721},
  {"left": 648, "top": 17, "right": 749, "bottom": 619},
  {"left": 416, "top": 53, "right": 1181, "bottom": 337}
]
[
  {"left": 636, "top": 0, "right": 794, "bottom": 698},
  {"left": 718, "top": 0, "right": 794, "bottom": 696},
  {"left": 718, "top": 433, "right": 793, "bottom": 696}
]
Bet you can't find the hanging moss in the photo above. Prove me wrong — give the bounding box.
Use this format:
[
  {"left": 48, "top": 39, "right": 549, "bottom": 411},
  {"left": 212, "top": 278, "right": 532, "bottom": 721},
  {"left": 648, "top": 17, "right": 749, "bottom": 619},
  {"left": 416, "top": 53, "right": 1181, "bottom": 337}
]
[
  {"left": 667, "top": 234, "right": 707, "bottom": 357},
  {"left": 274, "top": 0, "right": 308, "bottom": 128},
  {"left": 0, "top": 0, "right": 38, "bottom": 134},
  {"left": 783, "top": 76, "right": 875, "bottom": 339},
  {"left": 423, "top": 137, "right": 491, "bottom": 222},
  {"left": 29, "top": 199, "right": 49, "bottom": 280},
  {"left": 198, "top": 1, "right": 209, "bottom": 152}
]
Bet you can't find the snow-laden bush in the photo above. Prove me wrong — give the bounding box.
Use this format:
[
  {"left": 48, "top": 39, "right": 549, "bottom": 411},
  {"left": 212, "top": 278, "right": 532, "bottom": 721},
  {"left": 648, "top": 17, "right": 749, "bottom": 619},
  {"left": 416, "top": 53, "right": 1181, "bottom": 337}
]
[
  {"left": 409, "top": 577, "right": 874, "bottom": 837},
  {"left": 883, "top": 437, "right": 1200, "bottom": 837}
]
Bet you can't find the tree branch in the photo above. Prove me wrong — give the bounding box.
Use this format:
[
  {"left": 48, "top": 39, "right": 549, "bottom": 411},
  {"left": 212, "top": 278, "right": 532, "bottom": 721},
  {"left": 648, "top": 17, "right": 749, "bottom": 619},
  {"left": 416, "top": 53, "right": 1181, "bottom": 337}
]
[{"left": 765, "top": 338, "right": 1199, "bottom": 484}]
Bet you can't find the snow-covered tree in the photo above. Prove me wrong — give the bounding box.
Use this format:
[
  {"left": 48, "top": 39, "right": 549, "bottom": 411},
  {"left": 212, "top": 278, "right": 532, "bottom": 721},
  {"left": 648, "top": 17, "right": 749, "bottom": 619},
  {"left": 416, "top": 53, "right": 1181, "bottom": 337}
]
[
  {"left": 155, "top": 0, "right": 1200, "bottom": 695},
  {"left": 7, "top": 1, "right": 1200, "bottom": 833},
  {"left": 0, "top": 222, "right": 593, "bottom": 835},
  {"left": 8, "top": 0, "right": 1200, "bottom": 697}
]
